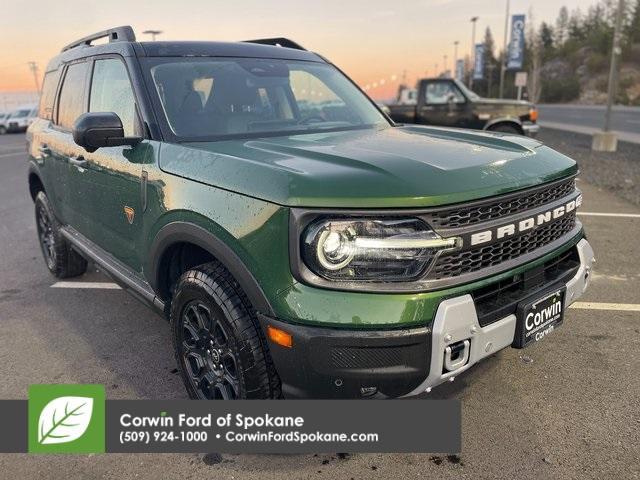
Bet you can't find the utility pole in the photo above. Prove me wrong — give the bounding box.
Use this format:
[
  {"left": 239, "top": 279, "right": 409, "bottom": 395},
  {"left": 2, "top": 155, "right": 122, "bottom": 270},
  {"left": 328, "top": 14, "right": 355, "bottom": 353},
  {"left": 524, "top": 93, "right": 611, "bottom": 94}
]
[
  {"left": 498, "top": 0, "right": 510, "bottom": 98},
  {"left": 469, "top": 16, "right": 479, "bottom": 89},
  {"left": 592, "top": 0, "right": 625, "bottom": 152},
  {"left": 27, "top": 62, "right": 41, "bottom": 94},
  {"left": 143, "top": 30, "right": 163, "bottom": 41}
]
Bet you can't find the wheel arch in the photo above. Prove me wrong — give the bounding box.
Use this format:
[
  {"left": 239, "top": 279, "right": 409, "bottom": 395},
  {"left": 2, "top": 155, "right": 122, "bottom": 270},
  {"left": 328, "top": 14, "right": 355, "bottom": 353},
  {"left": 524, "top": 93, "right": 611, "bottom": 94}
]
[
  {"left": 147, "top": 221, "right": 275, "bottom": 317},
  {"left": 484, "top": 117, "right": 524, "bottom": 134},
  {"left": 28, "top": 164, "right": 45, "bottom": 201}
]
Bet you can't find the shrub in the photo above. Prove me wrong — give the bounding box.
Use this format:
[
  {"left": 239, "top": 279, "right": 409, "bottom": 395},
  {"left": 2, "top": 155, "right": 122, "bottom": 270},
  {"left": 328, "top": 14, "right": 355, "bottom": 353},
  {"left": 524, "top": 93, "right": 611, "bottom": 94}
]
[{"left": 540, "top": 76, "right": 581, "bottom": 102}]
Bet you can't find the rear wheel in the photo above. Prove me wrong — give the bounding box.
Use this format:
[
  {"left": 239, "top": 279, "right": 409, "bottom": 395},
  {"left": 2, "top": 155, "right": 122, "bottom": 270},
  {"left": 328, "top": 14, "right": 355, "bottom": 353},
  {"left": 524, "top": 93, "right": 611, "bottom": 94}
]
[
  {"left": 170, "top": 262, "right": 281, "bottom": 400},
  {"left": 0, "top": 126, "right": 6, "bottom": 135},
  {"left": 34, "top": 192, "right": 87, "bottom": 278}
]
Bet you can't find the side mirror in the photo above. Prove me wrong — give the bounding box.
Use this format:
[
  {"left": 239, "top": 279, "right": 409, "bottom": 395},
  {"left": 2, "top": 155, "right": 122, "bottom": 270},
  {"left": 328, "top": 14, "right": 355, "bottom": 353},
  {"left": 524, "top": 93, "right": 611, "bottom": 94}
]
[{"left": 72, "top": 112, "right": 142, "bottom": 153}]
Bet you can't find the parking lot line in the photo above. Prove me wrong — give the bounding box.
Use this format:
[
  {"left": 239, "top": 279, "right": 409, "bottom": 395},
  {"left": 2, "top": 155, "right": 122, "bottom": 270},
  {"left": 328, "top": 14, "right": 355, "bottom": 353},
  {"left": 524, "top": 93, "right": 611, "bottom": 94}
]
[
  {"left": 51, "top": 281, "right": 121, "bottom": 289},
  {"left": 570, "top": 302, "right": 640, "bottom": 312},
  {"left": 578, "top": 212, "right": 640, "bottom": 218},
  {"left": 0, "top": 151, "right": 26, "bottom": 159}
]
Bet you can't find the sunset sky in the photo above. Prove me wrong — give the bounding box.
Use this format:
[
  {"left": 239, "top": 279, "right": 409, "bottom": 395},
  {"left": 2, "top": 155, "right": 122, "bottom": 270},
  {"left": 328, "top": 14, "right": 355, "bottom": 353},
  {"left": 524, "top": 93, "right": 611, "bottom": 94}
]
[{"left": 0, "top": 0, "right": 599, "bottom": 100}]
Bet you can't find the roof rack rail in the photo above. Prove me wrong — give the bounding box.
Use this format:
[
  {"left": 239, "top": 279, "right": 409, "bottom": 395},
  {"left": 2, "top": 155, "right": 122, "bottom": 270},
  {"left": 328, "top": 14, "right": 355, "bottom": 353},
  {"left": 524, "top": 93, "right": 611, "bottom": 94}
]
[
  {"left": 243, "top": 37, "right": 306, "bottom": 51},
  {"left": 61, "top": 26, "right": 136, "bottom": 52}
]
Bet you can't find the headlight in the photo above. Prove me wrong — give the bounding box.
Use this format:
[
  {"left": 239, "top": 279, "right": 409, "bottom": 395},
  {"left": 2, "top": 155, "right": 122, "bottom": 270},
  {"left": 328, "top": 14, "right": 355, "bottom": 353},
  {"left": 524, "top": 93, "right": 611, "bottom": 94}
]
[{"left": 301, "top": 218, "right": 459, "bottom": 282}]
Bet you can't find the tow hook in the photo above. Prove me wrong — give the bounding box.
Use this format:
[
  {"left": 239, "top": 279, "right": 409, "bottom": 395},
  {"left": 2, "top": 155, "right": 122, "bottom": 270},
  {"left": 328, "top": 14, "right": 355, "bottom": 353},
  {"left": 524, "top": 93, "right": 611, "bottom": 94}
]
[{"left": 444, "top": 339, "right": 470, "bottom": 372}]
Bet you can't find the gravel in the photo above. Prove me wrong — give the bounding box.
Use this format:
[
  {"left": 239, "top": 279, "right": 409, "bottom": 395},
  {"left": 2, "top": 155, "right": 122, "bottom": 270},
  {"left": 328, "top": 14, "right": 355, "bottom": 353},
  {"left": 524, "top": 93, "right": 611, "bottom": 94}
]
[{"left": 538, "top": 128, "right": 640, "bottom": 206}]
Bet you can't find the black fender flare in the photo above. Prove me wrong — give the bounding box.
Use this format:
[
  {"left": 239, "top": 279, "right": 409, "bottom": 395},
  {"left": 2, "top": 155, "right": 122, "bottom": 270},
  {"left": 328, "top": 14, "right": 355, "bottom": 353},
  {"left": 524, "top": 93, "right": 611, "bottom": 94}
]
[
  {"left": 483, "top": 116, "right": 524, "bottom": 133},
  {"left": 147, "top": 221, "right": 274, "bottom": 316}
]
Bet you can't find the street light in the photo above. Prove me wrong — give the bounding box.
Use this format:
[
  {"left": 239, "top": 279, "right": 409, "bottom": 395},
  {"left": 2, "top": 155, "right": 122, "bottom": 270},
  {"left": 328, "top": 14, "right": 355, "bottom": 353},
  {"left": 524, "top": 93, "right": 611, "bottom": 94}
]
[
  {"left": 498, "top": 0, "right": 510, "bottom": 98},
  {"left": 592, "top": 0, "right": 625, "bottom": 152},
  {"left": 453, "top": 41, "right": 459, "bottom": 80},
  {"left": 143, "top": 30, "right": 163, "bottom": 41},
  {"left": 469, "top": 16, "right": 479, "bottom": 89}
]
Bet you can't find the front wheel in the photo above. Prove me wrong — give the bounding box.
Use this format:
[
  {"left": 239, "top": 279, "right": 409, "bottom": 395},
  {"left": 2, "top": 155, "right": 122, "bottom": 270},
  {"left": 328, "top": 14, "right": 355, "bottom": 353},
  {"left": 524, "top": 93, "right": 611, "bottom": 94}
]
[{"left": 170, "top": 262, "right": 281, "bottom": 400}]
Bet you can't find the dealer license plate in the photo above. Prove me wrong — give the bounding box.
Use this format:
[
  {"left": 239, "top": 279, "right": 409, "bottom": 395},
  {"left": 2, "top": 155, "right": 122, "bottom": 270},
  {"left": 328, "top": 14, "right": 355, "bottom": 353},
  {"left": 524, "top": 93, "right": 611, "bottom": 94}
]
[{"left": 514, "top": 288, "right": 565, "bottom": 348}]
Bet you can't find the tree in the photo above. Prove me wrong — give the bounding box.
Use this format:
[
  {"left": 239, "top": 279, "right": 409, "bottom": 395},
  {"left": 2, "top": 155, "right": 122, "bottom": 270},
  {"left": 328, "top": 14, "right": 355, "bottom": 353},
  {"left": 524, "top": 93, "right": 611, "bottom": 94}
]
[
  {"left": 527, "top": 10, "right": 543, "bottom": 102},
  {"left": 540, "top": 22, "right": 555, "bottom": 51},
  {"left": 555, "top": 7, "right": 569, "bottom": 46},
  {"left": 567, "top": 8, "right": 584, "bottom": 41},
  {"left": 482, "top": 27, "right": 500, "bottom": 96},
  {"left": 629, "top": 0, "right": 640, "bottom": 42}
]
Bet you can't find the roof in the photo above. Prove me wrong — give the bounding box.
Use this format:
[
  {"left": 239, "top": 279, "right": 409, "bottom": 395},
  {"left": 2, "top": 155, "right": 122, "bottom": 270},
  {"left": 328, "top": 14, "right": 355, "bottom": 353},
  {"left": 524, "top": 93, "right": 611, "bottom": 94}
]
[
  {"left": 137, "top": 41, "right": 323, "bottom": 62},
  {"left": 46, "top": 27, "right": 324, "bottom": 72}
]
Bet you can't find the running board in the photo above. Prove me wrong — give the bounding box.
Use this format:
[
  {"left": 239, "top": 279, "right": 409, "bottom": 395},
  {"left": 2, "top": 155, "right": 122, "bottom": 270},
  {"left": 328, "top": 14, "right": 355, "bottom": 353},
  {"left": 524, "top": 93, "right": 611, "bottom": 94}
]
[{"left": 60, "top": 226, "right": 166, "bottom": 315}]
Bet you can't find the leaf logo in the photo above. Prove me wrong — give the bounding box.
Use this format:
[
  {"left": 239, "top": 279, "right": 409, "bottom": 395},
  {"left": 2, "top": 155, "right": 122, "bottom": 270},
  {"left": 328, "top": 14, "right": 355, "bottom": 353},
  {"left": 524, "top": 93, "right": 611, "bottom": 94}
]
[{"left": 37, "top": 396, "right": 94, "bottom": 445}]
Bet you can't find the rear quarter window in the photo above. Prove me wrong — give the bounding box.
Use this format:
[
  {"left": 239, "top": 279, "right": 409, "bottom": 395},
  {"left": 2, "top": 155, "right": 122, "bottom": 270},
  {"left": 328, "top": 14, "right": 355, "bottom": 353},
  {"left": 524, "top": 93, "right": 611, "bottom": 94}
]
[
  {"left": 56, "top": 62, "right": 90, "bottom": 130},
  {"left": 38, "top": 69, "right": 61, "bottom": 120}
]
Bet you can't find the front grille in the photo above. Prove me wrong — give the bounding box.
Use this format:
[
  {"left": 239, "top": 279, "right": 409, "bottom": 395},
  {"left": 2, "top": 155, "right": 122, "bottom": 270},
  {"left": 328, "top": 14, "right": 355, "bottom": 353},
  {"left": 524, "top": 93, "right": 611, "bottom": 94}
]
[
  {"left": 430, "top": 211, "right": 577, "bottom": 280},
  {"left": 472, "top": 246, "right": 580, "bottom": 327},
  {"left": 428, "top": 178, "right": 575, "bottom": 228}
]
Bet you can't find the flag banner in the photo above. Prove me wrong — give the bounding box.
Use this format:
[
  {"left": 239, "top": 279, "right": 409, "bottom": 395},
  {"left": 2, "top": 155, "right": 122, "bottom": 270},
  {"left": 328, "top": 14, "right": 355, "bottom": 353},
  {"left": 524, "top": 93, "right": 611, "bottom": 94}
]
[
  {"left": 473, "top": 44, "right": 485, "bottom": 80},
  {"left": 507, "top": 14, "right": 526, "bottom": 70}
]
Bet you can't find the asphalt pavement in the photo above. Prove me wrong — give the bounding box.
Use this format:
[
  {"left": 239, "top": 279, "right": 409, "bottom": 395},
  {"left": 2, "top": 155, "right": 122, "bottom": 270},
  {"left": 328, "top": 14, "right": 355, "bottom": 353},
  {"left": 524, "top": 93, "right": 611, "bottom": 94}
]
[
  {"left": 0, "top": 132, "right": 638, "bottom": 479},
  {"left": 538, "top": 104, "right": 640, "bottom": 144}
]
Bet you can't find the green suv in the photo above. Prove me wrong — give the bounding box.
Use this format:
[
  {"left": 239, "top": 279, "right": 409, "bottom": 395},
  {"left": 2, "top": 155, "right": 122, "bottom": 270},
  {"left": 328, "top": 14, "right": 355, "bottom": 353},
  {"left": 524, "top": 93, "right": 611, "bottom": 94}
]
[{"left": 27, "top": 26, "right": 594, "bottom": 399}]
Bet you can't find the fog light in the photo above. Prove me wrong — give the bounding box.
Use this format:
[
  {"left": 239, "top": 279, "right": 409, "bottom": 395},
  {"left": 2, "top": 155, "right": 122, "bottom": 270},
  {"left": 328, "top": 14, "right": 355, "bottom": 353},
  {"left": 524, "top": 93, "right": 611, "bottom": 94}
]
[{"left": 267, "top": 325, "right": 293, "bottom": 348}]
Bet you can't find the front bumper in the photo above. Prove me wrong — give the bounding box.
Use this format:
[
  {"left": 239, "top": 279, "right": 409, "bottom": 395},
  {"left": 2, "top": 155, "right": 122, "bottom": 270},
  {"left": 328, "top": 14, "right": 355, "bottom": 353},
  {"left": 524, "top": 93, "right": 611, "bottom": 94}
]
[
  {"left": 522, "top": 121, "right": 540, "bottom": 137},
  {"left": 260, "top": 239, "right": 594, "bottom": 398}
]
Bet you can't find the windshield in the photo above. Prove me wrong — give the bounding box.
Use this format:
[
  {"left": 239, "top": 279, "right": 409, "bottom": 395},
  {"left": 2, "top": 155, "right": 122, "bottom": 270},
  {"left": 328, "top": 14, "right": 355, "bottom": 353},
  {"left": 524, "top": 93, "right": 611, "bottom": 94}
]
[
  {"left": 10, "top": 109, "right": 31, "bottom": 118},
  {"left": 146, "top": 58, "right": 389, "bottom": 140},
  {"left": 455, "top": 80, "right": 481, "bottom": 101}
]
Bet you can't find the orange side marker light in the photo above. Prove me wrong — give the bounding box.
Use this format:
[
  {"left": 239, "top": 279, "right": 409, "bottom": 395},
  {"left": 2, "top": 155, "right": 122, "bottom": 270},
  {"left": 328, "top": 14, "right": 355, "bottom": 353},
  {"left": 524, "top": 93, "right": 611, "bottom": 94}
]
[{"left": 267, "top": 325, "right": 293, "bottom": 348}]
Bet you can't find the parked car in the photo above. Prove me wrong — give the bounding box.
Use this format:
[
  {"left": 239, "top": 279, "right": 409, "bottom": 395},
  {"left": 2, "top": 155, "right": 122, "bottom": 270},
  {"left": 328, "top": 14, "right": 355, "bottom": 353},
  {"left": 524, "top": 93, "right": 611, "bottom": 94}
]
[
  {"left": 5, "top": 105, "right": 38, "bottom": 133},
  {"left": 27, "top": 26, "right": 592, "bottom": 400},
  {"left": 387, "top": 78, "right": 539, "bottom": 136},
  {"left": 0, "top": 112, "right": 10, "bottom": 134}
]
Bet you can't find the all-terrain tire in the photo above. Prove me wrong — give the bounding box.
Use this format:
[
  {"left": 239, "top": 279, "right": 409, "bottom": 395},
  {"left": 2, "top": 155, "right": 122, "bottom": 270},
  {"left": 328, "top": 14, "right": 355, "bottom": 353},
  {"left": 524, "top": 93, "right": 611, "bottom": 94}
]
[
  {"left": 35, "top": 191, "right": 88, "bottom": 278},
  {"left": 170, "top": 261, "right": 281, "bottom": 400}
]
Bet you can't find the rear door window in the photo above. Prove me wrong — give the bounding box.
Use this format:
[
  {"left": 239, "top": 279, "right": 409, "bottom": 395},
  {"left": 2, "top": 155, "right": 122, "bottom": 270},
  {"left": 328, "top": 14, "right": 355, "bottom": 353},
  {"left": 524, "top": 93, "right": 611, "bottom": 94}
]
[{"left": 56, "top": 62, "right": 90, "bottom": 130}]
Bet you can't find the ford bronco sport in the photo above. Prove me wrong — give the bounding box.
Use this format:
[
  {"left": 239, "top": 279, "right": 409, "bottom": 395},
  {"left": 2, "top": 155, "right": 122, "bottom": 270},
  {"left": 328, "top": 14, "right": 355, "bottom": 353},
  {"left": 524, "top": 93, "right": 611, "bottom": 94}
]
[{"left": 27, "top": 26, "right": 594, "bottom": 400}]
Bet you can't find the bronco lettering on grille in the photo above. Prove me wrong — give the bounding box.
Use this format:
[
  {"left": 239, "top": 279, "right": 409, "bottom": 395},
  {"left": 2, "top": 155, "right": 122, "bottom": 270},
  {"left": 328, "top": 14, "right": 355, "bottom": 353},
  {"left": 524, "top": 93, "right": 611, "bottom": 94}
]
[{"left": 467, "top": 195, "right": 582, "bottom": 247}]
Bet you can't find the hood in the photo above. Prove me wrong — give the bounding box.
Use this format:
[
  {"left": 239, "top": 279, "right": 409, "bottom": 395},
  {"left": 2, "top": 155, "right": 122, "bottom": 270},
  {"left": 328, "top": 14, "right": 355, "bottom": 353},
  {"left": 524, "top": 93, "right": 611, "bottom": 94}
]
[{"left": 159, "top": 125, "right": 576, "bottom": 208}]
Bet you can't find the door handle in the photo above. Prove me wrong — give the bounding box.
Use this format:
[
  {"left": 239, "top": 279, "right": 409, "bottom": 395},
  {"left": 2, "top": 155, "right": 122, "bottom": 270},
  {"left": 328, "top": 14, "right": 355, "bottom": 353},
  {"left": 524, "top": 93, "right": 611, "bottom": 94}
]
[{"left": 69, "top": 155, "right": 88, "bottom": 168}]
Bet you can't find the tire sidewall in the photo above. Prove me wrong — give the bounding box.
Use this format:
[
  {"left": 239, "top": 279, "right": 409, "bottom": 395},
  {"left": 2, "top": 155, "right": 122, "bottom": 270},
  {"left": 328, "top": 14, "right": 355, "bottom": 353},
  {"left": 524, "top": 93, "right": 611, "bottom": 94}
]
[
  {"left": 34, "top": 192, "right": 59, "bottom": 273},
  {"left": 170, "top": 276, "right": 249, "bottom": 400}
]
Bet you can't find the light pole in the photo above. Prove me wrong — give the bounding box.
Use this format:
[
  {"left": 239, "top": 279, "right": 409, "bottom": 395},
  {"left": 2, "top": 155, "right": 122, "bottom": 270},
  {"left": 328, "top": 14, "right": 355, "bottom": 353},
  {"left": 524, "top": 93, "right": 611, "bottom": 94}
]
[
  {"left": 453, "top": 41, "right": 459, "bottom": 79},
  {"left": 593, "top": 0, "right": 625, "bottom": 152},
  {"left": 143, "top": 30, "right": 163, "bottom": 41},
  {"left": 469, "top": 16, "right": 479, "bottom": 89},
  {"left": 443, "top": 55, "right": 448, "bottom": 77},
  {"left": 498, "top": 0, "right": 510, "bottom": 98}
]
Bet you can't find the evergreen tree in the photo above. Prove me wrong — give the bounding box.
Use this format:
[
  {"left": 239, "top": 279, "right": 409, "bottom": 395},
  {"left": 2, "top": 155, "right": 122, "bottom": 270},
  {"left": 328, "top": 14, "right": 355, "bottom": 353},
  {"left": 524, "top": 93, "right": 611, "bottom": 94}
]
[{"left": 555, "top": 7, "right": 569, "bottom": 46}]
